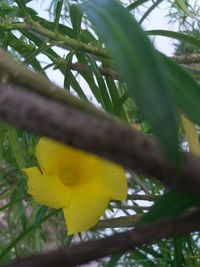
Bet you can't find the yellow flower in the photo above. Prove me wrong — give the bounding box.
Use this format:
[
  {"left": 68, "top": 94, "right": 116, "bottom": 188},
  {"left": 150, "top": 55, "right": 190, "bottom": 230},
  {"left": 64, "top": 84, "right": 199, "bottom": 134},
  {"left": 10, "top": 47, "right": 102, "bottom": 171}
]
[{"left": 23, "top": 137, "right": 127, "bottom": 235}]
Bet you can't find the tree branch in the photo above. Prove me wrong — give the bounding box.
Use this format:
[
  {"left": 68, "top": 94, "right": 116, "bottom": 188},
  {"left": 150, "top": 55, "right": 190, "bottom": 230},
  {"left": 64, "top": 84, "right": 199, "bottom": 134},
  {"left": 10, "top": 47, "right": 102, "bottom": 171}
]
[
  {"left": 0, "top": 50, "right": 112, "bottom": 122},
  {"left": 129, "top": 171, "right": 150, "bottom": 194},
  {"left": 1, "top": 51, "right": 200, "bottom": 197},
  {"left": 127, "top": 194, "right": 160, "bottom": 201},
  {"left": 0, "top": 22, "right": 109, "bottom": 59},
  {"left": 3, "top": 23, "right": 200, "bottom": 65},
  {"left": 2, "top": 208, "right": 200, "bottom": 267},
  {"left": 110, "top": 204, "right": 151, "bottom": 211},
  {"left": 172, "top": 53, "right": 200, "bottom": 65},
  {"left": 71, "top": 54, "right": 200, "bottom": 79},
  {"left": 1, "top": 85, "right": 200, "bottom": 197}
]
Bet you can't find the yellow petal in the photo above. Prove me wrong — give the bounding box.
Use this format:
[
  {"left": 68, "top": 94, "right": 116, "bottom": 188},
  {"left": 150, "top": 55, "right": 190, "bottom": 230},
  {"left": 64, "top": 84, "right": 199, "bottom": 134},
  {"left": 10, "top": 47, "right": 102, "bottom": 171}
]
[
  {"left": 23, "top": 167, "right": 72, "bottom": 209},
  {"left": 181, "top": 115, "right": 200, "bottom": 155},
  {"left": 100, "top": 163, "right": 127, "bottom": 200},
  {"left": 36, "top": 137, "right": 68, "bottom": 174},
  {"left": 63, "top": 184, "right": 110, "bottom": 235},
  {"left": 36, "top": 137, "right": 92, "bottom": 175},
  {"left": 86, "top": 158, "right": 127, "bottom": 200}
]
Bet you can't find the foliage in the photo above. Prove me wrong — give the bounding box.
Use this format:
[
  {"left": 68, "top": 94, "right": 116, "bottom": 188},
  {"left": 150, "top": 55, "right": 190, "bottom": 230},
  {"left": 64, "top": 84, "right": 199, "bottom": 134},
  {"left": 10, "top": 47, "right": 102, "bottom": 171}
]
[{"left": 0, "top": 0, "right": 200, "bottom": 266}]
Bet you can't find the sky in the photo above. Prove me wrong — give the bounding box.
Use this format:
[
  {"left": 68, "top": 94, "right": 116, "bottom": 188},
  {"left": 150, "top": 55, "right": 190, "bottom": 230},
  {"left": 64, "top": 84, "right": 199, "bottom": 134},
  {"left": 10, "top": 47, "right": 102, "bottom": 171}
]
[{"left": 141, "top": 2, "right": 178, "bottom": 55}]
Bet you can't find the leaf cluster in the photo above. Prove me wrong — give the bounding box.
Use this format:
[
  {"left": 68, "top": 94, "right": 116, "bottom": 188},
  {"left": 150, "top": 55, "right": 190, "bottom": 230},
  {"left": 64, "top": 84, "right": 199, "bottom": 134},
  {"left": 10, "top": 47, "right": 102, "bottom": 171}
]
[{"left": 0, "top": 0, "right": 200, "bottom": 266}]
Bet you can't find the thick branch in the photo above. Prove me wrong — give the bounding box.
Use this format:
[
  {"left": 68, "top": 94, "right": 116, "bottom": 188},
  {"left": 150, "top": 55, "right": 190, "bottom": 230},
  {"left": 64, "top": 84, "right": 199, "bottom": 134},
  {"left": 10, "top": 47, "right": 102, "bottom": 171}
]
[
  {"left": 1, "top": 86, "right": 200, "bottom": 197},
  {"left": 0, "top": 50, "right": 112, "bottom": 122},
  {"left": 2, "top": 208, "right": 200, "bottom": 267}
]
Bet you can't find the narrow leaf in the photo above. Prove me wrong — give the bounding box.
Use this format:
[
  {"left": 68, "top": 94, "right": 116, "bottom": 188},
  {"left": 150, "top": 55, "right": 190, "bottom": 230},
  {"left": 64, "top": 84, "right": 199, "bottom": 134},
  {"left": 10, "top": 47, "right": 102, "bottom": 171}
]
[
  {"left": 7, "top": 126, "right": 26, "bottom": 168},
  {"left": 175, "top": 0, "right": 194, "bottom": 18},
  {"left": 15, "top": 0, "right": 31, "bottom": 21},
  {"left": 138, "top": 188, "right": 199, "bottom": 226},
  {"left": 147, "top": 30, "right": 200, "bottom": 48},
  {"left": 70, "top": 4, "right": 83, "bottom": 41},
  {"left": 82, "top": 0, "right": 179, "bottom": 160},
  {"left": 0, "top": 209, "right": 58, "bottom": 260},
  {"left": 64, "top": 51, "right": 76, "bottom": 90},
  {"left": 86, "top": 54, "right": 113, "bottom": 113},
  {"left": 163, "top": 55, "right": 200, "bottom": 126},
  {"left": 127, "top": 0, "right": 149, "bottom": 11},
  {"left": 54, "top": 0, "right": 63, "bottom": 32}
]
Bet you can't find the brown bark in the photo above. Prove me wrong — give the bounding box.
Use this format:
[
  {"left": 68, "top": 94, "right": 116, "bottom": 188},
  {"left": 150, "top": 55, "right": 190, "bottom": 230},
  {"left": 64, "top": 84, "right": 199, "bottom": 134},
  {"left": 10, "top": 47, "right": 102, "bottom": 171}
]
[
  {"left": 0, "top": 85, "right": 200, "bottom": 197},
  {"left": 172, "top": 53, "right": 200, "bottom": 65}
]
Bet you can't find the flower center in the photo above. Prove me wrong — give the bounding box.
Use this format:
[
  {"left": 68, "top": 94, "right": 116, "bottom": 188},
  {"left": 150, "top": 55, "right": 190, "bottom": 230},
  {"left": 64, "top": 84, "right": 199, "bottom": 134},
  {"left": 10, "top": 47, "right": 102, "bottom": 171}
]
[{"left": 59, "top": 168, "right": 79, "bottom": 186}]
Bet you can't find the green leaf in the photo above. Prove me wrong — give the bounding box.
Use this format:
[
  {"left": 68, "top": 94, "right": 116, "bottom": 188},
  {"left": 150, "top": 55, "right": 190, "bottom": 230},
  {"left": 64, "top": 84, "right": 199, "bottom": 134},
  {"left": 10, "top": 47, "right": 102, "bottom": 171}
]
[
  {"left": 175, "top": 0, "right": 194, "bottom": 18},
  {"left": 105, "top": 76, "right": 129, "bottom": 122},
  {"left": 105, "top": 254, "right": 122, "bottom": 267},
  {"left": 162, "top": 55, "right": 200, "bottom": 125},
  {"left": 70, "top": 4, "right": 83, "bottom": 41},
  {"left": 14, "top": 0, "right": 31, "bottom": 21},
  {"left": 0, "top": 209, "right": 58, "bottom": 260},
  {"left": 81, "top": 29, "right": 97, "bottom": 44},
  {"left": 1, "top": 32, "right": 9, "bottom": 50},
  {"left": 0, "top": 123, "right": 5, "bottom": 162},
  {"left": 173, "top": 236, "right": 185, "bottom": 267},
  {"left": 82, "top": 0, "right": 179, "bottom": 161},
  {"left": 140, "top": 246, "right": 163, "bottom": 261},
  {"left": 127, "top": 0, "right": 149, "bottom": 11},
  {"left": 64, "top": 50, "right": 76, "bottom": 90},
  {"left": 0, "top": 195, "right": 28, "bottom": 213},
  {"left": 85, "top": 54, "right": 113, "bottom": 113},
  {"left": 131, "top": 249, "right": 158, "bottom": 267},
  {"left": 138, "top": 188, "right": 199, "bottom": 226},
  {"left": 0, "top": 31, "right": 46, "bottom": 77},
  {"left": 147, "top": 30, "right": 200, "bottom": 48},
  {"left": 70, "top": 72, "right": 89, "bottom": 102},
  {"left": 23, "top": 41, "right": 51, "bottom": 65},
  {"left": 7, "top": 126, "right": 26, "bottom": 168},
  {"left": 34, "top": 206, "right": 49, "bottom": 226},
  {"left": 76, "top": 53, "right": 103, "bottom": 104},
  {"left": 54, "top": 0, "right": 63, "bottom": 32},
  {"left": 0, "top": 5, "right": 37, "bottom": 19},
  {"left": 41, "top": 63, "right": 55, "bottom": 73}
]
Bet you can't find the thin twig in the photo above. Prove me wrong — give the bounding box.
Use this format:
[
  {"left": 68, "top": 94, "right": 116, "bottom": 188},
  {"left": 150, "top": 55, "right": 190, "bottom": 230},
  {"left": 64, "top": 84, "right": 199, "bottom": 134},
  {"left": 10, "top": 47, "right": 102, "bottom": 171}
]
[
  {"left": 0, "top": 22, "right": 109, "bottom": 59},
  {"left": 127, "top": 194, "right": 160, "bottom": 201},
  {"left": 110, "top": 204, "right": 151, "bottom": 211},
  {"left": 2, "top": 23, "right": 200, "bottom": 65},
  {"left": 92, "top": 214, "right": 142, "bottom": 230},
  {"left": 129, "top": 171, "right": 150, "bottom": 194}
]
